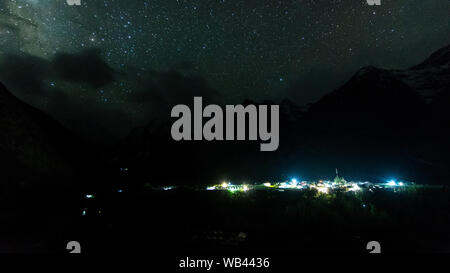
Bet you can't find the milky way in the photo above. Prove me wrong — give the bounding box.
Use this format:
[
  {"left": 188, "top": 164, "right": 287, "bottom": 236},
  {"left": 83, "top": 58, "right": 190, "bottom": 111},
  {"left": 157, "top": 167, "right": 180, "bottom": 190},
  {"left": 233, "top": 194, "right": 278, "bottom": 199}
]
[{"left": 0, "top": 0, "right": 449, "bottom": 137}]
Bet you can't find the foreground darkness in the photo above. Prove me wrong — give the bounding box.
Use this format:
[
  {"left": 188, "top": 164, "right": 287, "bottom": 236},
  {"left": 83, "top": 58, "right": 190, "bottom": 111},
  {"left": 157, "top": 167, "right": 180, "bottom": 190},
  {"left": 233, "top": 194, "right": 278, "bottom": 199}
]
[
  {"left": 0, "top": 44, "right": 449, "bottom": 253},
  {"left": 1, "top": 185, "right": 450, "bottom": 253}
]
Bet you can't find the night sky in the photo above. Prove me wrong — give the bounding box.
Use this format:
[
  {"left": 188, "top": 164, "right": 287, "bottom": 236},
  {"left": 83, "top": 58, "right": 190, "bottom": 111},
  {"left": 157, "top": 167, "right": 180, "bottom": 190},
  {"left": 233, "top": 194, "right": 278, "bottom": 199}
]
[{"left": 0, "top": 0, "right": 449, "bottom": 137}]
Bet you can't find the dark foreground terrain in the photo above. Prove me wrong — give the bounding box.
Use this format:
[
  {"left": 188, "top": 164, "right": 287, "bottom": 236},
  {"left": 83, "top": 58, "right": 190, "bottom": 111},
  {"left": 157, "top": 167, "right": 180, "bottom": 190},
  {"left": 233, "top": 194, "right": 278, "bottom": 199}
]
[{"left": 1, "top": 183, "right": 449, "bottom": 254}]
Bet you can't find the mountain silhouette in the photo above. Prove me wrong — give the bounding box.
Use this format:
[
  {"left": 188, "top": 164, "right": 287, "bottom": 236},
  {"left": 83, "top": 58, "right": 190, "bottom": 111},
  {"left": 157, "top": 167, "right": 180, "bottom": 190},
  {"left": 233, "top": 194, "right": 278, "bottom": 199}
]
[
  {"left": 2, "top": 44, "right": 449, "bottom": 186},
  {"left": 111, "top": 44, "right": 450, "bottom": 184},
  {"left": 0, "top": 82, "right": 101, "bottom": 188}
]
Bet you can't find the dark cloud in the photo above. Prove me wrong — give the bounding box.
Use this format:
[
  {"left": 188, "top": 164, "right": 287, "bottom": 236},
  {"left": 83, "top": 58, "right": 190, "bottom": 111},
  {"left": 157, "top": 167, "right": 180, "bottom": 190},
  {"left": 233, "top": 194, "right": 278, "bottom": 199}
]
[
  {"left": 0, "top": 49, "right": 116, "bottom": 92},
  {"left": 52, "top": 49, "right": 116, "bottom": 88},
  {"left": 0, "top": 53, "right": 52, "bottom": 96},
  {"left": 0, "top": 49, "right": 130, "bottom": 140},
  {"left": 0, "top": 48, "right": 223, "bottom": 140},
  {"left": 131, "top": 69, "right": 219, "bottom": 116},
  {"left": 0, "top": 47, "right": 226, "bottom": 140}
]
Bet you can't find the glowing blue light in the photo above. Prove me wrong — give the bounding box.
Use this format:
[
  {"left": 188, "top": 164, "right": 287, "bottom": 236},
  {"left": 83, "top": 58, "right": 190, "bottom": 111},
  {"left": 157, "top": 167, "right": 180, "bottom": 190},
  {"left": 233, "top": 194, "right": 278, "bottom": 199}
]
[
  {"left": 387, "top": 180, "right": 396, "bottom": 186},
  {"left": 291, "top": 178, "right": 298, "bottom": 184},
  {"left": 398, "top": 182, "right": 404, "bottom": 186}
]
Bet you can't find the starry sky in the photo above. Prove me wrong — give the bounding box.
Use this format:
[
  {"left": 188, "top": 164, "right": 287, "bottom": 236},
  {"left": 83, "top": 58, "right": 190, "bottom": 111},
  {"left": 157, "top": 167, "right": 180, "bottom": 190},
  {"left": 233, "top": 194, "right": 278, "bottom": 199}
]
[{"left": 0, "top": 0, "right": 449, "bottom": 138}]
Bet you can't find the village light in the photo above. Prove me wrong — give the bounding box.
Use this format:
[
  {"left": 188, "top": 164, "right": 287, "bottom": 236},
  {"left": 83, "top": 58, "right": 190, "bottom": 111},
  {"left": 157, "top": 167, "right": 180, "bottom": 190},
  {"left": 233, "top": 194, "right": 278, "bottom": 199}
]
[
  {"left": 316, "top": 186, "right": 329, "bottom": 194},
  {"left": 348, "top": 183, "right": 361, "bottom": 192},
  {"left": 84, "top": 194, "right": 95, "bottom": 199},
  {"left": 387, "top": 180, "right": 396, "bottom": 186}
]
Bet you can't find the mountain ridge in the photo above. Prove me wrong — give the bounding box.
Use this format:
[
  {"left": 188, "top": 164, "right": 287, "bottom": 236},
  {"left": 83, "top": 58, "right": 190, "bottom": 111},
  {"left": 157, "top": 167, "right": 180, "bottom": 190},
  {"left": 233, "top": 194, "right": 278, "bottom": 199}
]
[{"left": 110, "top": 44, "right": 450, "bottom": 183}]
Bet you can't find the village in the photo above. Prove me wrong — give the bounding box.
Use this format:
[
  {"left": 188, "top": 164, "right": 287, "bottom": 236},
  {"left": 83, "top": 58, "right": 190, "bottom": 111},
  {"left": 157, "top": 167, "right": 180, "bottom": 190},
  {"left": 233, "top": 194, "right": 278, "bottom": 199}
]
[{"left": 202, "top": 175, "right": 410, "bottom": 194}]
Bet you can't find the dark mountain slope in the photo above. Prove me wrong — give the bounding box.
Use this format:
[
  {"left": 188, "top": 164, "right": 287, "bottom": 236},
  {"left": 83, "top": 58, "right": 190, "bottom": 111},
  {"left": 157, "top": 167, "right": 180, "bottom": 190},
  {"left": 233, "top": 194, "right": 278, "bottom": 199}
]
[{"left": 0, "top": 82, "right": 100, "bottom": 186}]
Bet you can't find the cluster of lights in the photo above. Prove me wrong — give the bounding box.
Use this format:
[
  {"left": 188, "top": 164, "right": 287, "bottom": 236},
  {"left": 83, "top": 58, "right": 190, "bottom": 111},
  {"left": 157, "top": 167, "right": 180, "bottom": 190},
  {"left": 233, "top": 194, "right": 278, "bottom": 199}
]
[
  {"left": 348, "top": 183, "right": 361, "bottom": 192},
  {"left": 386, "top": 180, "right": 405, "bottom": 187},
  {"left": 279, "top": 178, "right": 305, "bottom": 189},
  {"left": 309, "top": 181, "right": 332, "bottom": 194},
  {"left": 315, "top": 186, "right": 329, "bottom": 194},
  {"left": 207, "top": 182, "right": 250, "bottom": 192},
  {"left": 203, "top": 177, "right": 409, "bottom": 193}
]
